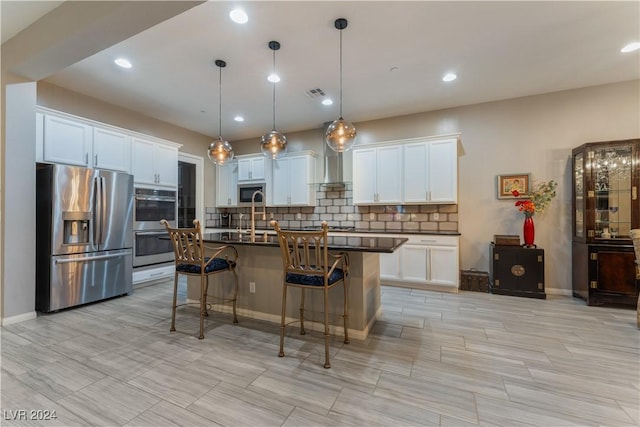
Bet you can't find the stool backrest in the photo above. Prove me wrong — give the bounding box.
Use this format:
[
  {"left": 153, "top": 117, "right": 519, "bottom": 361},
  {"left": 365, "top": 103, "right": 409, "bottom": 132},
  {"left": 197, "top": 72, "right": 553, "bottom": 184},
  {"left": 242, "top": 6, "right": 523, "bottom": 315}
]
[
  {"left": 161, "top": 219, "right": 205, "bottom": 268},
  {"left": 272, "top": 221, "right": 330, "bottom": 282}
]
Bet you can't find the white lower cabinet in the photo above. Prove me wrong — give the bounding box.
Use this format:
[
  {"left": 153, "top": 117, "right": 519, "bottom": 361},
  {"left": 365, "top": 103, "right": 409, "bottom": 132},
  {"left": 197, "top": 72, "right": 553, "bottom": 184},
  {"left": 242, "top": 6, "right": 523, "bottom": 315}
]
[{"left": 380, "top": 234, "right": 460, "bottom": 291}]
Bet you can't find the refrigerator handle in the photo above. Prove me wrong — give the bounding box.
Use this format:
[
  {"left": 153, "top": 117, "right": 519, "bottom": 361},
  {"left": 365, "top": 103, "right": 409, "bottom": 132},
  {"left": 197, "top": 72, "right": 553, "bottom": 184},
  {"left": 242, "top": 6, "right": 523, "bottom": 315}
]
[
  {"left": 100, "top": 176, "right": 107, "bottom": 245},
  {"left": 94, "top": 176, "right": 103, "bottom": 245}
]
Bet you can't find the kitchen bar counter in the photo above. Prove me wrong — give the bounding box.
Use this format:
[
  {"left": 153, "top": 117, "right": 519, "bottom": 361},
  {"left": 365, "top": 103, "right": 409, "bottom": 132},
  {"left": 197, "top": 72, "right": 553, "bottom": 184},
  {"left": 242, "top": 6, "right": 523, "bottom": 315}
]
[
  {"left": 203, "top": 232, "right": 407, "bottom": 253},
  {"left": 187, "top": 232, "right": 408, "bottom": 340}
]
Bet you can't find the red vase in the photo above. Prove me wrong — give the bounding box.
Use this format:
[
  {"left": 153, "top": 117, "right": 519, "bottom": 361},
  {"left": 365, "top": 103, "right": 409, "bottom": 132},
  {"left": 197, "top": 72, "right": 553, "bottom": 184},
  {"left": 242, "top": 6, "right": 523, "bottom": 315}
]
[{"left": 523, "top": 216, "right": 535, "bottom": 247}]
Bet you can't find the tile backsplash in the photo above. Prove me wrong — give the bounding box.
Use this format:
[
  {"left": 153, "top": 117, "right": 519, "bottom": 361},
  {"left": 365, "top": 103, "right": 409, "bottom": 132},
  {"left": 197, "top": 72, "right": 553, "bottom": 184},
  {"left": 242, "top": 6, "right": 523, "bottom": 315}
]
[{"left": 205, "top": 184, "right": 458, "bottom": 232}]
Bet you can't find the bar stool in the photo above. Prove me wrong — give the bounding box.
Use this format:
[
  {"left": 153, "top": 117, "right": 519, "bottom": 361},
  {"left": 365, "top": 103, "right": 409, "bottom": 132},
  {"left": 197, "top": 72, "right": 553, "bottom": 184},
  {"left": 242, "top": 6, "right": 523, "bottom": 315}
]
[
  {"left": 161, "top": 219, "right": 238, "bottom": 339},
  {"left": 271, "top": 220, "right": 349, "bottom": 368}
]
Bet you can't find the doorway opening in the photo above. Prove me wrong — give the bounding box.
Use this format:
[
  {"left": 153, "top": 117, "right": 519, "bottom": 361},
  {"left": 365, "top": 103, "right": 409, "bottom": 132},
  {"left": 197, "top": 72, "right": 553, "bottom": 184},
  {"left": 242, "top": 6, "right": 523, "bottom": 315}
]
[{"left": 178, "top": 153, "right": 204, "bottom": 228}]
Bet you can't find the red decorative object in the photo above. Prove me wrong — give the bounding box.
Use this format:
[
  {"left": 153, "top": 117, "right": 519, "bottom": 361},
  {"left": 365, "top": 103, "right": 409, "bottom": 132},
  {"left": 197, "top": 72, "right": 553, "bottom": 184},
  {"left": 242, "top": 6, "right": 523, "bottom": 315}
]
[{"left": 523, "top": 216, "right": 535, "bottom": 247}]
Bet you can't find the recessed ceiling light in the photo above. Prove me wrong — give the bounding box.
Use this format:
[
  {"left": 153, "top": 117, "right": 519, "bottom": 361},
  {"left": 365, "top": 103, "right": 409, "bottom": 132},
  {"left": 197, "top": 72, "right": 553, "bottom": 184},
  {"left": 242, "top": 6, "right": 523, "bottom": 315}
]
[
  {"left": 621, "top": 42, "right": 640, "bottom": 53},
  {"left": 229, "top": 9, "right": 248, "bottom": 24},
  {"left": 267, "top": 73, "right": 280, "bottom": 83},
  {"left": 442, "top": 73, "right": 457, "bottom": 82},
  {"left": 114, "top": 58, "right": 132, "bottom": 69},
  {"left": 234, "top": 116, "right": 244, "bottom": 122},
  {"left": 322, "top": 99, "right": 333, "bottom": 106}
]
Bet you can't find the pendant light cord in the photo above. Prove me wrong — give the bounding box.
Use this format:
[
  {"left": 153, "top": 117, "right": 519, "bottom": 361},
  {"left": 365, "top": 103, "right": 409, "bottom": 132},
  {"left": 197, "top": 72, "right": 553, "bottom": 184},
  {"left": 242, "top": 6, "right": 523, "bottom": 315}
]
[
  {"left": 218, "top": 65, "right": 223, "bottom": 137},
  {"left": 272, "top": 48, "right": 276, "bottom": 130},
  {"left": 339, "top": 28, "right": 343, "bottom": 118}
]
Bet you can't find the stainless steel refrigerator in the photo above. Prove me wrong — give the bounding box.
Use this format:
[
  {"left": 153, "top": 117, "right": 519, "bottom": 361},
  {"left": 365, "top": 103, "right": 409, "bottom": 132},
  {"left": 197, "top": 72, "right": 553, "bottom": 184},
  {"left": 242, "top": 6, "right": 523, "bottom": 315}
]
[{"left": 36, "top": 164, "right": 134, "bottom": 312}]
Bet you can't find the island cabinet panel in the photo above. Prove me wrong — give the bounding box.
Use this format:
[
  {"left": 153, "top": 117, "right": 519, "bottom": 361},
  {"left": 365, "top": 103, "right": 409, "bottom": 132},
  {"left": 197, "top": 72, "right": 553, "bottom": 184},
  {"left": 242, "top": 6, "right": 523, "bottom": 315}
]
[
  {"left": 352, "top": 145, "right": 402, "bottom": 205},
  {"left": 271, "top": 152, "right": 316, "bottom": 206},
  {"left": 216, "top": 160, "right": 238, "bottom": 207},
  {"left": 490, "top": 244, "right": 545, "bottom": 299}
]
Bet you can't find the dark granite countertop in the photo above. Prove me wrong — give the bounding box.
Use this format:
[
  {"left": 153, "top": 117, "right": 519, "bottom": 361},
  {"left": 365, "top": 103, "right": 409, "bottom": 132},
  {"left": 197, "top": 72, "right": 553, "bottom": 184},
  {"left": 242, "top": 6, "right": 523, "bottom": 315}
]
[
  {"left": 202, "top": 232, "right": 407, "bottom": 253},
  {"left": 350, "top": 229, "right": 461, "bottom": 236},
  {"left": 205, "top": 227, "right": 460, "bottom": 237}
]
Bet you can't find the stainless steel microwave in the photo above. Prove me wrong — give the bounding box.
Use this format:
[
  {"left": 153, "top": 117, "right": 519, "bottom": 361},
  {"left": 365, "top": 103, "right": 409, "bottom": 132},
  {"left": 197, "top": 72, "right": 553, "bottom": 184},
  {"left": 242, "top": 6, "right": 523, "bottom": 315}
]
[{"left": 238, "top": 183, "right": 265, "bottom": 206}]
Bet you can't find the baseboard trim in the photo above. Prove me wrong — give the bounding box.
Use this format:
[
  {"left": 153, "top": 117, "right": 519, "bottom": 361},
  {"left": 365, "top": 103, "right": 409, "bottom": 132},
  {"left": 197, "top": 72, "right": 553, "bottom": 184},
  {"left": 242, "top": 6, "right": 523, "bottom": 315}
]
[
  {"left": 186, "top": 298, "right": 377, "bottom": 340},
  {"left": 545, "top": 287, "right": 573, "bottom": 297},
  {"left": 1, "top": 311, "right": 37, "bottom": 326}
]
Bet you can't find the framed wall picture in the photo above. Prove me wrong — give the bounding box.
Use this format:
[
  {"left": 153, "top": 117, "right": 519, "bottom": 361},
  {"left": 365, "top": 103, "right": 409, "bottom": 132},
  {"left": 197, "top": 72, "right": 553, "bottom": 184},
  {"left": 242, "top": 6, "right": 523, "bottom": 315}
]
[{"left": 497, "top": 173, "right": 531, "bottom": 199}]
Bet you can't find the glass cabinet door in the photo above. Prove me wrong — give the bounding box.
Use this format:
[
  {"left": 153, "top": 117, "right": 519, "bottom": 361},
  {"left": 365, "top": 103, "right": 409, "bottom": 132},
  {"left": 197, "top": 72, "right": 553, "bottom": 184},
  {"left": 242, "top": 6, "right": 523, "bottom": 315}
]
[
  {"left": 589, "top": 144, "right": 633, "bottom": 239},
  {"left": 573, "top": 152, "right": 584, "bottom": 239}
]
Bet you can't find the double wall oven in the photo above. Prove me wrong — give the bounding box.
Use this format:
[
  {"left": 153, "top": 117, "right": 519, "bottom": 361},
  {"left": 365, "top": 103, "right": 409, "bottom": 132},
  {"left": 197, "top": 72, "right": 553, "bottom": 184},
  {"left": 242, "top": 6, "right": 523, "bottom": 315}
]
[{"left": 133, "top": 187, "right": 176, "bottom": 267}]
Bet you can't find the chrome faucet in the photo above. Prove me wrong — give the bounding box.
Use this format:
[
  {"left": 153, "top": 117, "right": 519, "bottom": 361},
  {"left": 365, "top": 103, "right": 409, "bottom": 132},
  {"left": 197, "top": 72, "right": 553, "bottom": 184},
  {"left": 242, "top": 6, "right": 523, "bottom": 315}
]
[
  {"left": 250, "top": 190, "right": 266, "bottom": 242},
  {"left": 237, "top": 213, "right": 244, "bottom": 236}
]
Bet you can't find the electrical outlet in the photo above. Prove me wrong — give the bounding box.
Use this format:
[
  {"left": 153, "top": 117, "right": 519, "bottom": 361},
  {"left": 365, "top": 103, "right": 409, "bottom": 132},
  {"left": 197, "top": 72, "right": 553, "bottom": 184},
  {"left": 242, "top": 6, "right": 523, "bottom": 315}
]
[
  {"left": 270, "top": 212, "right": 274, "bottom": 219},
  {"left": 296, "top": 213, "right": 302, "bottom": 220},
  {"left": 433, "top": 213, "right": 439, "bottom": 221},
  {"left": 249, "top": 282, "right": 256, "bottom": 293},
  {"left": 369, "top": 212, "right": 375, "bottom": 220}
]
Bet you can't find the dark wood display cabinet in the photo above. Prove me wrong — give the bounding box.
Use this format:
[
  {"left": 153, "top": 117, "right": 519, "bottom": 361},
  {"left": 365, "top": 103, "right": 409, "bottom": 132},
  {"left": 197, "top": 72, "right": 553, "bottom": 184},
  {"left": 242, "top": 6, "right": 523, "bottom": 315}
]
[
  {"left": 572, "top": 138, "right": 640, "bottom": 307},
  {"left": 490, "top": 244, "right": 546, "bottom": 299}
]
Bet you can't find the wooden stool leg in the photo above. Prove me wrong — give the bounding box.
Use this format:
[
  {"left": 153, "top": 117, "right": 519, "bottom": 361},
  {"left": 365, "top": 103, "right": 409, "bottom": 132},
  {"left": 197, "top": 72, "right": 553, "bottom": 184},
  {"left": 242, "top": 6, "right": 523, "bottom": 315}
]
[
  {"left": 323, "top": 287, "right": 330, "bottom": 369},
  {"left": 279, "top": 284, "right": 287, "bottom": 357},
  {"left": 231, "top": 268, "right": 239, "bottom": 324},
  {"left": 300, "top": 288, "right": 306, "bottom": 335},
  {"left": 343, "top": 276, "right": 350, "bottom": 344},
  {"left": 170, "top": 272, "right": 178, "bottom": 332},
  {"left": 199, "top": 275, "right": 206, "bottom": 339}
]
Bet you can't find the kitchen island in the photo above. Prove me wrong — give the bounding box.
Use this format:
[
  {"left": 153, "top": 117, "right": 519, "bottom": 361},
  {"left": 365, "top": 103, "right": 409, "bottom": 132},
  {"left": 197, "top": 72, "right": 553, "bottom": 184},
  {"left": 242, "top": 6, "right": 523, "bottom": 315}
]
[{"left": 186, "top": 232, "right": 407, "bottom": 339}]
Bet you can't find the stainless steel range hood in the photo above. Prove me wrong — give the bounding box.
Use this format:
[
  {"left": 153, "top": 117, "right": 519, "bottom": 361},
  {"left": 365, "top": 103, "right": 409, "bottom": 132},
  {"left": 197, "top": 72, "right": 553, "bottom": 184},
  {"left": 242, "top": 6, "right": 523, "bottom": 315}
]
[
  {"left": 322, "top": 143, "right": 346, "bottom": 190},
  {"left": 320, "top": 123, "right": 348, "bottom": 190}
]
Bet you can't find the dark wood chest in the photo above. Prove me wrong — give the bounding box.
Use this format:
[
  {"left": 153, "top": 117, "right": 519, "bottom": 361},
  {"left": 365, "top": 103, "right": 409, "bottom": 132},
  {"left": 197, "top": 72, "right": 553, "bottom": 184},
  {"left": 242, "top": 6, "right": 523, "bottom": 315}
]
[{"left": 490, "top": 244, "right": 546, "bottom": 299}]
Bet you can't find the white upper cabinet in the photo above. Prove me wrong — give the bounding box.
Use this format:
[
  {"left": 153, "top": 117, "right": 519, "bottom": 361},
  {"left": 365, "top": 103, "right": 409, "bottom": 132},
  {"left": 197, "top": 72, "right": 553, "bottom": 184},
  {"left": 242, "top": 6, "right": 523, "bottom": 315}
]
[
  {"left": 353, "top": 135, "right": 458, "bottom": 205},
  {"left": 43, "top": 115, "right": 93, "bottom": 167},
  {"left": 353, "top": 145, "right": 402, "bottom": 205},
  {"left": 37, "top": 108, "right": 183, "bottom": 180},
  {"left": 238, "top": 155, "right": 267, "bottom": 182},
  {"left": 93, "top": 127, "right": 131, "bottom": 172},
  {"left": 404, "top": 137, "right": 458, "bottom": 204},
  {"left": 216, "top": 161, "right": 238, "bottom": 207},
  {"left": 131, "top": 137, "right": 178, "bottom": 188},
  {"left": 271, "top": 152, "right": 317, "bottom": 206}
]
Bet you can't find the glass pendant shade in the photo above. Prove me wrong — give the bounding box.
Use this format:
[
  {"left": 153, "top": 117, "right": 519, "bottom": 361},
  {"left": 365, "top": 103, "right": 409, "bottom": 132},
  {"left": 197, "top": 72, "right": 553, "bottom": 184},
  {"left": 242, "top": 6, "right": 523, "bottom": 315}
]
[
  {"left": 261, "top": 41, "right": 287, "bottom": 159},
  {"left": 207, "top": 59, "right": 234, "bottom": 165},
  {"left": 260, "top": 130, "right": 287, "bottom": 159},
  {"left": 208, "top": 137, "right": 234, "bottom": 165},
  {"left": 325, "top": 117, "right": 356, "bottom": 153},
  {"left": 326, "top": 18, "right": 356, "bottom": 153}
]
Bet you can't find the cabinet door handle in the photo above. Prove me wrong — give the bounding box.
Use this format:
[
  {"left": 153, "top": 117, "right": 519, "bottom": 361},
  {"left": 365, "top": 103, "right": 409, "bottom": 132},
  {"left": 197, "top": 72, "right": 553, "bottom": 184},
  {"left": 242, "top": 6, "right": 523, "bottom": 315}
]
[
  {"left": 420, "top": 239, "right": 437, "bottom": 243},
  {"left": 633, "top": 186, "right": 637, "bottom": 200},
  {"left": 94, "top": 154, "right": 98, "bottom": 166},
  {"left": 85, "top": 153, "right": 89, "bottom": 165}
]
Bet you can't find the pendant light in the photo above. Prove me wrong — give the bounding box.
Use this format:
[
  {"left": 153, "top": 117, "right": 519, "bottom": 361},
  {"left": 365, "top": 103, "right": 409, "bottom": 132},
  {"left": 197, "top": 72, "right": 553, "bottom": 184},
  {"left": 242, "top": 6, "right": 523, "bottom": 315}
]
[
  {"left": 207, "top": 59, "right": 234, "bottom": 165},
  {"left": 325, "top": 18, "right": 356, "bottom": 153},
  {"left": 260, "top": 41, "right": 288, "bottom": 159}
]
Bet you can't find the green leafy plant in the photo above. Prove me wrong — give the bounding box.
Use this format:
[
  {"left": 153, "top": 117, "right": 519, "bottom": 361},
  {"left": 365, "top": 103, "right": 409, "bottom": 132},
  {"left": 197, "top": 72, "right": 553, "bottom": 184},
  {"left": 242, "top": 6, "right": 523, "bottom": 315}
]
[{"left": 512, "top": 180, "right": 557, "bottom": 217}]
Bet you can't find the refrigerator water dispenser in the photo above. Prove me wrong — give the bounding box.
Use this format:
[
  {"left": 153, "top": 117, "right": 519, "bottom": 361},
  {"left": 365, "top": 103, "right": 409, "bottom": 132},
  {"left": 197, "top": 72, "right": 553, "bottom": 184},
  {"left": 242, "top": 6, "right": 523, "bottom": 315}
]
[{"left": 62, "top": 211, "right": 90, "bottom": 245}]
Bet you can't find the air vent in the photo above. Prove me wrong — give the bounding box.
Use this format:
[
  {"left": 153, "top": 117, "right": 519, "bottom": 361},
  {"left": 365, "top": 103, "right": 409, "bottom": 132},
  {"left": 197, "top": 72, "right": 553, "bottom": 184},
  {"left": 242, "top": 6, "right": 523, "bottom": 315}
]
[{"left": 305, "top": 88, "right": 326, "bottom": 98}]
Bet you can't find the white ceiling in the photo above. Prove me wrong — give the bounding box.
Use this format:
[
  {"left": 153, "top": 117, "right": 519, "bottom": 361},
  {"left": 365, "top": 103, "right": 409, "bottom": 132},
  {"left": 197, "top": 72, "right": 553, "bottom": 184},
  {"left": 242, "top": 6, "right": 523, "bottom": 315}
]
[
  {"left": 12, "top": 1, "right": 640, "bottom": 141},
  {"left": 0, "top": 0, "right": 64, "bottom": 44}
]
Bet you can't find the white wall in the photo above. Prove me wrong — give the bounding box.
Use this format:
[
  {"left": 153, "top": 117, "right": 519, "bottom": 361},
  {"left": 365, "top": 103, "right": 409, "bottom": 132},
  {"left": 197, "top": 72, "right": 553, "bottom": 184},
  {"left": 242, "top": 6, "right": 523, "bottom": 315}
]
[{"left": 2, "top": 82, "right": 37, "bottom": 322}]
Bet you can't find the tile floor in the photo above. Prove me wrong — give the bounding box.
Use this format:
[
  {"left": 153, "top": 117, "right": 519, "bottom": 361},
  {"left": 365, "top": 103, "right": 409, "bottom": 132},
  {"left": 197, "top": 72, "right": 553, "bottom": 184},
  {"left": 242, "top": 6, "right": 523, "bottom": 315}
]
[{"left": 1, "top": 280, "right": 639, "bottom": 426}]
